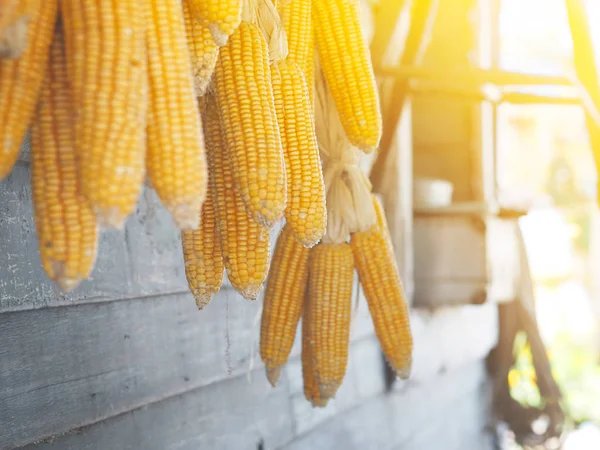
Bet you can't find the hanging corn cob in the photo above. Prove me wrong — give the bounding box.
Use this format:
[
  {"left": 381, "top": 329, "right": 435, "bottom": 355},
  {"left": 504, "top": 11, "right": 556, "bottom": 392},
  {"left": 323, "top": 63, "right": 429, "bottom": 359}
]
[
  {"left": 305, "top": 241, "right": 354, "bottom": 399},
  {"left": 351, "top": 196, "right": 412, "bottom": 378},
  {"left": 0, "top": 0, "right": 56, "bottom": 180},
  {"left": 260, "top": 225, "right": 310, "bottom": 385},
  {"left": 182, "top": 0, "right": 219, "bottom": 97},
  {"left": 301, "top": 287, "right": 330, "bottom": 407},
  {"left": 312, "top": 0, "right": 382, "bottom": 153},
  {"left": 145, "top": 0, "right": 207, "bottom": 230},
  {"left": 0, "top": 0, "right": 35, "bottom": 58},
  {"left": 61, "top": 0, "right": 147, "bottom": 228},
  {"left": 30, "top": 22, "right": 98, "bottom": 293},
  {"left": 278, "top": 0, "right": 314, "bottom": 103},
  {"left": 188, "top": 0, "right": 242, "bottom": 46},
  {"left": 181, "top": 97, "right": 224, "bottom": 308},
  {"left": 213, "top": 2, "right": 287, "bottom": 228},
  {"left": 206, "top": 93, "right": 271, "bottom": 300},
  {"left": 271, "top": 59, "right": 326, "bottom": 247}
]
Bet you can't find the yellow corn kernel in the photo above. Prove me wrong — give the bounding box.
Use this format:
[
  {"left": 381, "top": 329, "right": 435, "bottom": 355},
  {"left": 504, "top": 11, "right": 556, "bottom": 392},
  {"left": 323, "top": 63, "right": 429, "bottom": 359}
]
[
  {"left": 302, "top": 290, "right": 330, "bottom": 408},
  {"left": 279, "top": 0, "right": 311, "bottom": 65},
  {"left": 0, "top": 0, "right": 36, "bottom": 58},
  {"left": 31, "top": 25, "right": 98, "bottom": 293},
  {"left": 306, "top": 242, "right": 354, "bottom": 398},
  {"left": 188, "top": 0, "right": 242, "bottom": 46},
  {"left": 61, "top": 0, "right": 147, "bottom": 228},
  {"left": 145, "top": 0, "right": 208, "bottom": 230},
  {"left": 278, "top": 0, "right": 314, "bottom": 105},
  {"left": 271, "top": 60, "right": 325, "bottom": 247},
  {"left": 313, "top": 0, "right": 382, "bottom": 152},
  {"left": 181, "top": 184, "right": 223, "bottom": 309},
  {"left": 260, "top": 225, "right": 310, "bottom": 386},
  {"left": 205, "top": 93, "right": 270, "bottom": 300},
  {"left": 182, "top": 0, "right": 218, "bottom": 96},
  {"left": 0, "top": 0, "right": 56, "bottom": 179},
  {"left": 350, "top": 197, "right": 412, "bottom": 379},
  {"left": 214, "top": 22, "right": 287, "bottom": 228}
]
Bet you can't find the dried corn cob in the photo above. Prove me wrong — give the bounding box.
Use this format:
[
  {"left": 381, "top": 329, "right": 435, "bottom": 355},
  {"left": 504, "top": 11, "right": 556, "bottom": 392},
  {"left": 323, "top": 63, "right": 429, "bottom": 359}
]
[
  {"left": 302, "top": 290, "right": 330, "bottom": 407},
  {"left": 306, "top": 242, "right": 354, "bottom": 398},
  {"left": 0, "top": 0, "right": 56, "bottom": 179},
  {"left": 0, "top": 0, "right": 35, "bottom": 58},
  {"left": 271, "top": 59, "right": 325, "bottom": 247},
  {"left": 61, "top": 0, "right": 147, "bottom": 228},
  {"left": 182, "top": 0, "right": 218, "bottom": 96},
  {"left": 312, "top": 0, "right": 382, "bottom": 152},
  {"left": 181, "top": 182, "right": 223, "bottom": 309},
  {"left": 31, "top": 25, "right": 98, "bottom": 292},
  {"left": 145, "top": 0, "right": 207, "bottom": 230},
  {"left": 260, "top": 225, "right": 310, "bottom": 385},
  {"left": 214, "top": 21, "right": 287, "bottom": 228},
  {"left": 188, "top": 0, "right": 242, "bottom": 46},
  {"left": 279, "top": 0, "right": 311, "bottom": 66},
  {"left": 351, "top": 196, "right": 412, "bottom": 378},
  {"left": 205, "top": 93, "right": 270, "bottom": 300}
]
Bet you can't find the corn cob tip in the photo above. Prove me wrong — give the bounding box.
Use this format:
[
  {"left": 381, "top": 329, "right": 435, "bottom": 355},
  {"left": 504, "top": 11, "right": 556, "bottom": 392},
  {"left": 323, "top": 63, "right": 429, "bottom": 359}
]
[
  {"left": 194, "top": 291, "right": 217, "bottom": 310},
  {"left": 208, "top": 23, "right": 228, "bottom": 46},
  {"left": 170, "top": 202, "right": 202, "bottom": 231},
  {"left": 0, "top": 14, "right": 29, "bottom": 58},
  {"left": 236, "top": 283, "right": 264, "bottom": 301},
  {"left": 49, "top": 261, "right": 82, "bottom": 293},
  {"left": 296, "top": 235, "right": 322, "bottom": 249},
  {"left": 265, "top": 366, "right": 282, "bottom": 387},
  {"left": 93, "top": 206, "right": 128, "bottom": 230},
  {"left": 394, "top": 357, "right": 413, "bottom": 381},
  {"left": 309, "top": 396, "right": 331, "bottom": 408},
  {"left": 318, "top": 382, "right": 341, "bottom": 400}
]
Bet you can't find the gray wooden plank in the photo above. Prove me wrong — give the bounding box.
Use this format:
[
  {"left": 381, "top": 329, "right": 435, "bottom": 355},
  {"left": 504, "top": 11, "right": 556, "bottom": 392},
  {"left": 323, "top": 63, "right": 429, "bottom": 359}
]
[
  {"left": 0, "top": 164, "right": 287, "bottom": 313},
  {"left": 283, "top": 361, "right": 488, "bottom": 450},
  {"left": 285, "top": 337, "right": 386, "bottom": 436},
  {"left": 0, "top": 291, "right": 266, "bottom": 449},
  {"left": 24, "top": 369, "right": 293, "bottom": 450}
]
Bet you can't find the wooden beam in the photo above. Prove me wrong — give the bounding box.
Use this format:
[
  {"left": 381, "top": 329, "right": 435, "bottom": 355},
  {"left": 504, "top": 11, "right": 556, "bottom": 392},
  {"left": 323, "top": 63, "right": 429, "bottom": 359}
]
[
  {"left": 377, "top": 65, "right": 573, "bottom": 87},
  {"left": 564, "top": 0, "right": 600, "bottom": 201},
  {"left": 369, "top": 0, "right": 409, "bottom": 69},
  {"left": 370, "top": 0, "right": 439, "bottom": 193}
]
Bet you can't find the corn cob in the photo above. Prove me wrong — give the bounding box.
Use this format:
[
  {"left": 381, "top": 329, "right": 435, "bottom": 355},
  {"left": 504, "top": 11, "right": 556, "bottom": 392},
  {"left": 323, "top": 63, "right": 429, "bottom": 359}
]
[
  {"left": 31, "top": 25, "right": 98, "bottom": 293},
  {"left": 181, "top": 181, "right": 223, "bottom": 309},
  {"left": 145, "top": 0, "right": 207, "bottom": 230},
  {"left": 312, "top": 0, "right": 382, "bottom": 152},
  {"left": 271, "top": 59, "right": 325, "bottom": 247},
  {"left": 260, "top": 225, "right": 310, "bottom": 386},
  {"left": 0, "top": 0, "right": 35, "bottom": 58},
  {"left": 302, "top": 289, "right": 330, "bottom": 407},
  {"left": 182, "top": 0, "right": 218, "bottom": 96},
  {"left": 205, "top": 93, "right": 270, "bottom": 300},
  {"left": 278, "top": 0, "right": 314, "bottom": 105},
  {"left": 306, "top": 242, "right": 354, "bottom": 398},
  {"left": 351, "top": 197, "right": 412, "bottom": 378},
  {"left": 61, "top": 0, "right": 146, "bottom": 228},
  {"left": 187, "top": 0, "right": 242, "bottom": 46},
  {"left": 214, "top": 21, "right": 287, "bottom": 228},
  {"left": 0, "top": 0, "right": 56, "bottom": 180}
]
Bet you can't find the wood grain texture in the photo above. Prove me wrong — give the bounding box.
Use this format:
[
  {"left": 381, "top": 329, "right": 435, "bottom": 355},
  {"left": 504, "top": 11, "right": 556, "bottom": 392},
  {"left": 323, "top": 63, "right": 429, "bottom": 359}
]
[
  {"left": 284, "top": 360, "right": 490, "bottom": 450},
  {"left": 0, "top": 164, "right": 289, "bottom": 313},
  {"left": 0, "top": 291, "right": 266, "bottom": 449},
  {"left": 24, "top": 370, "right": 293, "bottom": 450}
]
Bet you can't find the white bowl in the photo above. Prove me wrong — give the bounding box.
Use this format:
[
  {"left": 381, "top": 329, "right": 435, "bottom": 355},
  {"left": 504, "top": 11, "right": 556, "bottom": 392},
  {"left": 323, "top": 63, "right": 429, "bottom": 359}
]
[{"left": 413, "top": 177, "right": 454, "bottom": 208}]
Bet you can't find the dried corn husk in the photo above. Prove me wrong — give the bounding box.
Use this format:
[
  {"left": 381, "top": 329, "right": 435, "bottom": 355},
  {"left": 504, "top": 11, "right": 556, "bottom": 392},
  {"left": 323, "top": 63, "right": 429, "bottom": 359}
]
[{"left": 314, "top": 63, "right": 376, "bottom": 244}]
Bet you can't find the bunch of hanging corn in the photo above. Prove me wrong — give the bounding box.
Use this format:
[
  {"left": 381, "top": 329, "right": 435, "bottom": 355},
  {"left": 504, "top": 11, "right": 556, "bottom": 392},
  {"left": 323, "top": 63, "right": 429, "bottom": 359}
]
[
  {"left": 181, "top": 0, "right": 327, "bottom": 306},
  {"left": 259, "top": 67, "right": 413, "bottom": 407},
  {"left": 0, "top": 0, "right": 209, "bottom": 291}
]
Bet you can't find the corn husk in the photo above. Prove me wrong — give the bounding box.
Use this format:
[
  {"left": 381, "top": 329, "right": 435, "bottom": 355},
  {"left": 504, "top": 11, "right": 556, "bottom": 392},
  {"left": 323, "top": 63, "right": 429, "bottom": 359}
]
[{"left": 314, "top": 63, "right": 376, "bottom": 244}]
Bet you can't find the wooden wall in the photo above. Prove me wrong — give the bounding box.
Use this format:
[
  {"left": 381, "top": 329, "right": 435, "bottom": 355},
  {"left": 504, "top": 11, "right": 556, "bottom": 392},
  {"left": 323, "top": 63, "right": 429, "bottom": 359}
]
[{"left": 1, "top": 156, "right": 497, "bottom": 449}]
